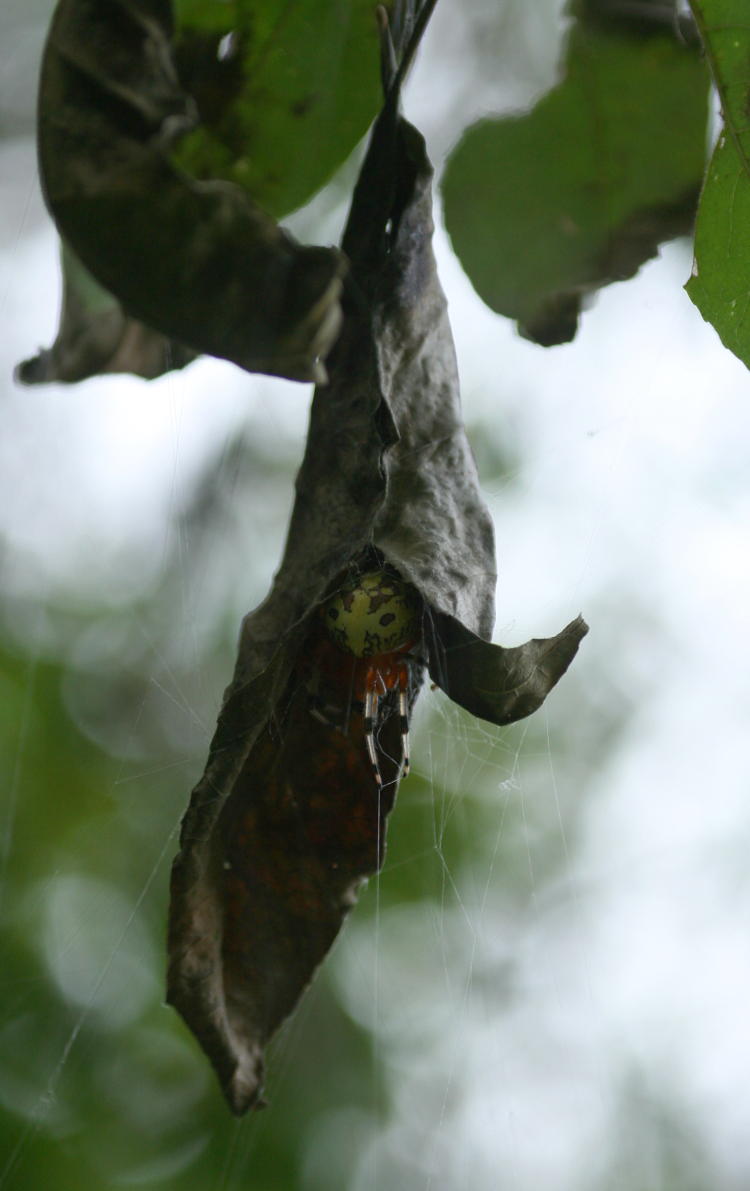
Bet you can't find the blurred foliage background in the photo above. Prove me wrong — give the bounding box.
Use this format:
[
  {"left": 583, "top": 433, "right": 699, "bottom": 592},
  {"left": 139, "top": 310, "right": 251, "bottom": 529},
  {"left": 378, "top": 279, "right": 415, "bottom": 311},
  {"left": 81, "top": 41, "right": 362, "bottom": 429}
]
[{"left": 3, "top": 2, "right": 750, "bottom": 1189}]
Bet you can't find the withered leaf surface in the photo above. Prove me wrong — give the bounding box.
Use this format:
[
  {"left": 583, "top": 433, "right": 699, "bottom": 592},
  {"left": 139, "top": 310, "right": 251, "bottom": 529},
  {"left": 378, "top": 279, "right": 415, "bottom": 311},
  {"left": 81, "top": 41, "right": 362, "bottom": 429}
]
[
  {"left": 168, "top": 0, "right": 587, "bottom": 1116},
  {"left": 16, "top": 243, "right": 195, "bottom": 385},
  {"left": 36, "top": 0, "right": 344, "bottom": 383}
]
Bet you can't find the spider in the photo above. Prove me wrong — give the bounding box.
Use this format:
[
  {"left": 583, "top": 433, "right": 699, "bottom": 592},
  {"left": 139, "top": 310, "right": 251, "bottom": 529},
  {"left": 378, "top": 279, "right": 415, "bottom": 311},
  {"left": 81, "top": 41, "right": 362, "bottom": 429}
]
[{"left": 314, "top": 568, "right": 423, "bottom": 788}]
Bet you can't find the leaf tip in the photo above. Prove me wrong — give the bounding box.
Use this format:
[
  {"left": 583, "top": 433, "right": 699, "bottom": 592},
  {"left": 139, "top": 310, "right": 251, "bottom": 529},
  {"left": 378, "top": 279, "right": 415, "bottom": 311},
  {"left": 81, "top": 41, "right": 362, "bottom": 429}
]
[
  {"left": 519, "top": 294, "right": 581, "bottom": 347},
  {"left": 225, "top": 1053, "right": 268, "bottom": 1116},
  {"left": 569, "top": 613, "right": 589, "bottom": 640}
]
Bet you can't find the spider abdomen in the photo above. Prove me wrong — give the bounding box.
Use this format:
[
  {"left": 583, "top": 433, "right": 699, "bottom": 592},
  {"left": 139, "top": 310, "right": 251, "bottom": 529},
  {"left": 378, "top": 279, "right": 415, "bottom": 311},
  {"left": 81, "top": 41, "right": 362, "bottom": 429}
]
[{"left": 321, "top": 569, "right": 420, "bottom": 658}]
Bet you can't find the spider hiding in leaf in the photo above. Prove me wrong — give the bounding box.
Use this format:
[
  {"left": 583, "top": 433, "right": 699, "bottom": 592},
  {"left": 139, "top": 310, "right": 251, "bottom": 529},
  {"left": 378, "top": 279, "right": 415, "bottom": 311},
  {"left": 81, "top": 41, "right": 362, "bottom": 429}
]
[{"left": 307, "top": 568, "right": 424, "bottom": 788}]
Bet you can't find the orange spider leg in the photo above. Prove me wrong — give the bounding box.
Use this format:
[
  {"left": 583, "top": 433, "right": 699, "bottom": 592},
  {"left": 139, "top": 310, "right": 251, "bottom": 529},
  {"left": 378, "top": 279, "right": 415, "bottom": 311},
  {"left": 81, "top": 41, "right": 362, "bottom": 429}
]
[
  {"left": 362, "top": 657, "right": 412, "bottom": 787},
  {"left": 397, "top": 662, "right": 410, "bottom": 778},
  {"left": 363, "top": 664, "right": 382, "bottom": 786}
]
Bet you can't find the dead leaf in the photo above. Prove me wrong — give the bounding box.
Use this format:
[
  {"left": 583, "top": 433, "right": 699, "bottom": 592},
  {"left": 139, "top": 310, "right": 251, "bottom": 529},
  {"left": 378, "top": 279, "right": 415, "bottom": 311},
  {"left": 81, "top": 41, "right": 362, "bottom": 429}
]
[
  {"left": 36, "top": 0, "right": 344, "bottom": 383},
  {"left": 16, "top": 242, "right": 195, "bottom": 384},
  {"left": 167, "top": 0, "right": 587, "bottom": 1114}
]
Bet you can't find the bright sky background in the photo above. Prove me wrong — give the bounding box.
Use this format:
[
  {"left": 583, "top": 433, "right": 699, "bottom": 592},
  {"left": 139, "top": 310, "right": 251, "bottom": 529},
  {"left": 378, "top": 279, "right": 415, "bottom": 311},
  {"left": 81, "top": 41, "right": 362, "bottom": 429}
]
[{"left": 3, "top": 2, "right": 750, "bottom": 1187}]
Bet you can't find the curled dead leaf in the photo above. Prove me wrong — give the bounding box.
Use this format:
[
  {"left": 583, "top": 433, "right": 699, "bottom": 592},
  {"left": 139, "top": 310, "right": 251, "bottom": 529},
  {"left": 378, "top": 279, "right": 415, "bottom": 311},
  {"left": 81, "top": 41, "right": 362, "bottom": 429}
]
[
  {"left": 16, "top": 242, "right": 195, "bottom": 384},
  {"left": 167, "top": 0, "right": 587, "bottom": 1115},
  {"left": 36, "top": 0, "right": 345, "bottom": 383}
]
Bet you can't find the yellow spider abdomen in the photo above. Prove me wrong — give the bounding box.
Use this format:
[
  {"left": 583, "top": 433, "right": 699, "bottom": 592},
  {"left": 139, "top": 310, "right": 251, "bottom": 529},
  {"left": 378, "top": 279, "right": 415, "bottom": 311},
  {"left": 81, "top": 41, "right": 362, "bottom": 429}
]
[{"left": 322, "top": 569, "right": 420, "bottom": 658}]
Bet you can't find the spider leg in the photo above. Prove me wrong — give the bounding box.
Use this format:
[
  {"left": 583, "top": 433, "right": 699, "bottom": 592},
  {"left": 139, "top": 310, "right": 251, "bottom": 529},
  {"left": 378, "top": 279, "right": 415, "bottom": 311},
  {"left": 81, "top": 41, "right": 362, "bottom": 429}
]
[
  {"left": 398, "top": 665, "right": 410, "bottom": 778},
  {"left": 363, "top": 683, "right": 382, "bottom": 787}
]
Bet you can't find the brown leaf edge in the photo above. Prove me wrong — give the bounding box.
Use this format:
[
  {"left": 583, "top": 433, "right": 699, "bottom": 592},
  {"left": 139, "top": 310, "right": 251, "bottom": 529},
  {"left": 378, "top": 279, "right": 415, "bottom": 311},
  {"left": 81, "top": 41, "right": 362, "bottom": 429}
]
[{"left": 167, "top": 652, "right": 294, "bottom": 1116}]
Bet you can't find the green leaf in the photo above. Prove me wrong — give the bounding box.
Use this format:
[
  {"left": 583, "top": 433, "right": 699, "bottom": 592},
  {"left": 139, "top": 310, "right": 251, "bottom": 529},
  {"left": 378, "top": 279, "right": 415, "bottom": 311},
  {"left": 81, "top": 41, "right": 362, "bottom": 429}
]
[
  {"left": 171, "top": 0, "right": 383, "bottom": 218},
  {"left": 442, "top": 19, "right": 709, "bottom": 345},
  {"left": 686, "top": 1, "right": 750, "bottom": 369}
]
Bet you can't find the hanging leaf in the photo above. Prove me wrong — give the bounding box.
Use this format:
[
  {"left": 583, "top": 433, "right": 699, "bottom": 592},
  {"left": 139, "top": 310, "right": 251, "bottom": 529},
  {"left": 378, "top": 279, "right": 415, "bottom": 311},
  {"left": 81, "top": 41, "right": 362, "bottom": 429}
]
[
  {"left": 442, "top": 2, "right": 709, "bottom": 345},
  {"left": 35, "top": 0, "right": 347, "bottom": 384},
  {"left": 167, "top": 0, "right": 587, "bottom": 1115},
  {"left": 16, "top": 242, "right": 195, "bottom": 385},
  {"left": 685, "top": 0, "right": 750, "bottom": 370}
]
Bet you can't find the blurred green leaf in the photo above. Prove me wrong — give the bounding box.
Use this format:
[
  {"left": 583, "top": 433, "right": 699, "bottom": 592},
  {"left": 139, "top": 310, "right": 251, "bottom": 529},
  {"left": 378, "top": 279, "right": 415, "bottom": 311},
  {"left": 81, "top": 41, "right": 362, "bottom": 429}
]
[
  {"left": 171, "top": 0, "right": 383, "bottom": 218},
  {"left": 442, "top": 18, "right": 709, "bottom": 344},
  {"left": 686, "top": 1, "right": 750, "bottom": 369}
]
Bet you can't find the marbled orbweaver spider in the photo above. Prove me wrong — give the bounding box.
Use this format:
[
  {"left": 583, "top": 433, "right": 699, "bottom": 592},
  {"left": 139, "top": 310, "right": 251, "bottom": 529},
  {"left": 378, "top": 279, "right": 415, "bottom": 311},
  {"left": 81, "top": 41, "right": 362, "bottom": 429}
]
[{"left": 315, "top": 568, "right": 423, "bottom": 788}]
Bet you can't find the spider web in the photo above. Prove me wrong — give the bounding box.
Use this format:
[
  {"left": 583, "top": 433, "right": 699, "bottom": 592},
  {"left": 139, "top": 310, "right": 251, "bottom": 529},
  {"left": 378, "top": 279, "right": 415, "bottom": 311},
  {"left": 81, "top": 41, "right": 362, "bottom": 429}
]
[{"left": 4, "top": 7, "right": 750, "bottom": 1190}]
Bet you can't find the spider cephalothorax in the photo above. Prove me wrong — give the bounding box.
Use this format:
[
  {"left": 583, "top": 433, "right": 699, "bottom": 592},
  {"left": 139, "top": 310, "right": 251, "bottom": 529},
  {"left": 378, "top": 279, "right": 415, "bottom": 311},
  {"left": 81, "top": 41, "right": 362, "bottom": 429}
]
[{"left": 316, "top": 568, "right": 423, "bottom": 787}]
